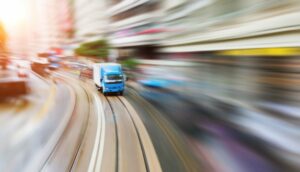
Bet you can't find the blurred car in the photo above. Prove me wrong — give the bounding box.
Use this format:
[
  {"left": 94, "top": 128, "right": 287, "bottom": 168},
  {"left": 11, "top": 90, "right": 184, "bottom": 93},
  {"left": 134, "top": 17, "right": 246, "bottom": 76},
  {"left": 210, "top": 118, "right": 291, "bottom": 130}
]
[
  {"left": 0, "top": 77, "right": 28, "bottom": 98},
  {"left": 0, "top": 57, "right": 9, "bottom": 69},
  {"left": 48, "top": 63, "right": 60, "bottom": 70},
  {"left": 64, "top": 61, "right": 88, "bottom": 70},
  {"left": 48, "top": 55, "right": 60, "bottom": 63},
  {"left": 31, "top": 60, "right": 49, "bottom": 76},
  {"left": 17, "top": 69, "right": 29, "bottom": 78},
  {"left": 138, "top": 79, "right": 170, "bottom": 88},
  {"left": 37, "top": 52, "right": 52, "bottom": 58},
  {"left": 80, "top": 67, "right": 93, "bottom": 79}
]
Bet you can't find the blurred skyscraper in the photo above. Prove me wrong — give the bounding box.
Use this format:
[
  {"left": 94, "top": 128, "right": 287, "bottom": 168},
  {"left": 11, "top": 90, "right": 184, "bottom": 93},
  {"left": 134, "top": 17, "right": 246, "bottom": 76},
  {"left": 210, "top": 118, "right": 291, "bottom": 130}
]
[
  {"left": 7, "top": 0, "right": 73, "bottom": 57},
  {"left": 7, "top": 0, "right": 300, "bottom": 57},
  {"left": 159, "top": 0, "right": 300, "bottom": 53},
  {"left": 71, "top": 0, "right": 108, "bottom": 45},
  {"left": 29, "top": 0, "right": 73, "bottom": 56},
  {"left": 71, "top": 0, "right": 300, "bottom": 59}
]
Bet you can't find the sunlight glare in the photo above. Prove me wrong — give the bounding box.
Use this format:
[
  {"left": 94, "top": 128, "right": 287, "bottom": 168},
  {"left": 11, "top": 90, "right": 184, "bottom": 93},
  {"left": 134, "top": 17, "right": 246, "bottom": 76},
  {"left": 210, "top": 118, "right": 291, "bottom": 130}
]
[{"left": 0, "top": 0, "right": 28, "bottom": 28}]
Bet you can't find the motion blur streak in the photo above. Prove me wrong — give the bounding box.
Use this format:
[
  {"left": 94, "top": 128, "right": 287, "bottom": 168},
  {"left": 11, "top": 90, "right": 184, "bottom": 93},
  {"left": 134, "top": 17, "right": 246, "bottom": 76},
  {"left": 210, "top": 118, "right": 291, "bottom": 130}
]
[
  {"left": 218, "top": 48, "right": 300, "bottom": 56},
  {"left": 0, "top": 0, "right": 300, "bottom": 172},
  {"left": 129, "top": 52, "right": 300, "bottom": 171}
]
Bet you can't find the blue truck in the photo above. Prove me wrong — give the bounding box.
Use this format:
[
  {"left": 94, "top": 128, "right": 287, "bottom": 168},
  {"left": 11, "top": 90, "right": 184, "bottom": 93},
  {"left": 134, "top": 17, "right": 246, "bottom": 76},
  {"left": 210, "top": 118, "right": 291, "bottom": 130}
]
[{"left": 93, "top": 63, "right": 125, "bottom": 95}]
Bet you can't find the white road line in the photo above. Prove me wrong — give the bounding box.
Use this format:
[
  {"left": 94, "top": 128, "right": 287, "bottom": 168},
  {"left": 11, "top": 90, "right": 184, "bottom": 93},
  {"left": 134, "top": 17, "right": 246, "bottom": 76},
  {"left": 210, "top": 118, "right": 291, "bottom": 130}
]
[
  {"left": 53, "top": 72, "right": 104, "bottom": 172},
  {"left": 93, "top": 93, "right": 106, "bottom": 172},
  {"left": 119, "top": 97, "right": 162, "bottom": 172},
  {"left": 84, "top": 91, "right": 105, "bottom": 172},
  {"left": 55, "top": 72, "right": 106, "bottom": 172},
  {"left": 55, "top": 72, "right": 107, "bottom": 172}
]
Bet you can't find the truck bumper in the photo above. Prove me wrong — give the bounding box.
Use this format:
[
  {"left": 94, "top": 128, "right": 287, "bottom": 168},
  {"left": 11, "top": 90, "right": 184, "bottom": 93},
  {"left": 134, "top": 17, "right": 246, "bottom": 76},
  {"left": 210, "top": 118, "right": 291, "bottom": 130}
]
[{"left": 103, "top": 87, "right": 124, "bottom": 93}]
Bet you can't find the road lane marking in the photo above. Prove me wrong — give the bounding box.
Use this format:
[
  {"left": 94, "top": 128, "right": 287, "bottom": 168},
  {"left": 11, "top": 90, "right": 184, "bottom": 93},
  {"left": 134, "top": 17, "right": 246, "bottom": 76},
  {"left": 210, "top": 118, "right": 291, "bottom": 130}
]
[
  {"left": 54, "top": 71, "right": 107, "bottom": 172},
  {"left": 33, "top": 80, "right": 56, "bottom": 121},
  {"left": 53, "top": 71, "right": 107, "bottom": 172},
  {"left": 52, "top": 71, "right": 103, "bottom": 172},
  {"left": 24, "top": 84, "right": 76, "bottom": 172},
  {"left": 108, "top": 96, "right": 147, "bottom": 172},
  {"left": 88, "top": 92, "right": 106, "bottom": 172},
  {"left": 10, "top": 77, "right": 57, "bottom": 147},
  {"left": 127, "top": 88, "right": 202, "bottom": 172},
  {"left": 119, "top": 96, "right": 162, "bottom": 172}
]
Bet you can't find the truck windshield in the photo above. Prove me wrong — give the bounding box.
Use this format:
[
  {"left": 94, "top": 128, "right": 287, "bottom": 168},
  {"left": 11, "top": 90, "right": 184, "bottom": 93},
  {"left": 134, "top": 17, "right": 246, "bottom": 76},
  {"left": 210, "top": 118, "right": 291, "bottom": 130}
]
[{"left": 106, "top": 74, "right": 123, "bottom": 80}]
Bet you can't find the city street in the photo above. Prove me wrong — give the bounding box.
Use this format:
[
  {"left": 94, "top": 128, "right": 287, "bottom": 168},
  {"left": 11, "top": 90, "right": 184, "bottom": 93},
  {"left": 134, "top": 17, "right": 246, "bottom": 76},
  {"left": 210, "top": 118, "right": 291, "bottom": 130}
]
[
  {"left": 0, "top": 69, "right": 204, "bottom": 171},
  {"left": 0, "top": 0, "right": 300, "bottom": 172}
]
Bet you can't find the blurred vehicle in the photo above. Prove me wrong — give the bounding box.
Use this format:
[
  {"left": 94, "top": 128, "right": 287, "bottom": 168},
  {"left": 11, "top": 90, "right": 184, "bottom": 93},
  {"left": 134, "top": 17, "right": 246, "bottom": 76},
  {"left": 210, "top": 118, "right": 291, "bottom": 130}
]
[
  {"left": 48, "top": 55, "right": 60, "bottom": 63},
  {"left": 0, "top": 77, "right": 28, "bottom": 98},
  {"left": 64, "top": 61, "right": 87, "bottom": 70},
  {"left": 46, "top": 54, "right": 62, "bottom": 71},
  {"left": 48, "top": 63, "right": 60, "bottom": 70},
  {"left": 31, "top": 60, "right": 49, "bottom": 76},
  {"left": 0, "top": 57, "right": 9, "bottom": 69},
  {"left": 17, "top": 69, "right": 28, "bottom": 78},
  {"left": 37, "top": 52, "right": 52, "bottom": 58},
  {"left": 54, "top": 55, "right": 73, "bottom": 60},
  {"left": 93, "top": 63, "right": 125, "bottom": 95},
  {"left": 138, "top": 79, "right": 170, "bottom": 88},
  {"left": 80, "top": 67, "right": 93, "bottom": 79}
]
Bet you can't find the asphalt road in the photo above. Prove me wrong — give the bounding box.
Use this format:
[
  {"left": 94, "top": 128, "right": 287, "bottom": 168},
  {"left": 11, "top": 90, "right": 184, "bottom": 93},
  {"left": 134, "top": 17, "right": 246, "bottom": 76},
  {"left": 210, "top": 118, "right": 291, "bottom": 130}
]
[
  {"left": 60, "top": 72, "right": 162, "bottom": 172},
  {"left": 130, "top": 85, "right": 287, "bottom": 172},
  {"left": 75, "top": 71, "right": 203, "bottom": 172},
  {"left": 125, "top": 87, "right": 203, "bottom": 172},
  {"left": 0, "top": 69, "right": 205, "bottom": 172},
  {"left": 0, "top": 71, "right": 75, "bottom": 171},
  {"left": 60, "top": 71, "right": 200, "bottom": 172}
]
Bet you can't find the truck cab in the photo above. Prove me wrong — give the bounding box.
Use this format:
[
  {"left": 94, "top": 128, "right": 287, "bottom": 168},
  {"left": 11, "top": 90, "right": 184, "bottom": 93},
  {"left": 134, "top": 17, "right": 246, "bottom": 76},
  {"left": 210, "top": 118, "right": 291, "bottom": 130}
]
[{"left": 93, "top": 63, "right": 125, "bottom": 95}]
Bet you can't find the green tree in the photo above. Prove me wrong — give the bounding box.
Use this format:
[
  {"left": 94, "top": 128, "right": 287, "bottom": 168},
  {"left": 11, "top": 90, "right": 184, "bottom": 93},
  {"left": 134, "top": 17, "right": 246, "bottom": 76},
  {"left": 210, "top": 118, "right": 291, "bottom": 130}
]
[
  {"left": 122, "top": 58, "right": 139, "bottom": 69},
  {"left": 74, "top": 40, "right": 109, "bottom": 58}
]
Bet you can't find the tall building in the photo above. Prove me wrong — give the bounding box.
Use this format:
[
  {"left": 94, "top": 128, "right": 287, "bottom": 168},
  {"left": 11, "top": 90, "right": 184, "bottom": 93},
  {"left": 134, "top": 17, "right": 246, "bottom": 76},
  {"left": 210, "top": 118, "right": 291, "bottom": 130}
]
[
  {"left": 106, "top": 0, "right": 162, "bottom": 46},
  {"left": 7, "top": 0, "right": 73, "bottom": 57},
  {"left": 70, "top": 0, "right": 164, "bottom": 59},
  {"left": 159, "top": 0, "right": 300, "bottom": 53},
  {"left": 72, "top": 0, "right": 108, "bottom": 44},
  {"left": 70, "top": 0, "right": 300, "bottom": 59},
  {"left": 105, "top": 0, "right": 300, "bottom": 57},
  {"left": 106, "top": 0, "right": 163, "bottom": 59},
  {"left": 28, "top": 0, "right": 73, "bottom": 56}
]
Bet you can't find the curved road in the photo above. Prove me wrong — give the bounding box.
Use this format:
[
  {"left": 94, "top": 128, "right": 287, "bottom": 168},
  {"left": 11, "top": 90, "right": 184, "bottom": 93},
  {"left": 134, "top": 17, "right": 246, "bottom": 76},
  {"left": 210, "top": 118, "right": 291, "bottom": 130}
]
[
  {"left": 0, "top": 70, "right": 203, "bottom": 172},
  {"left": 60, "top": 72, "right": 162, "bottom": 172},
  {"left": 60, "top": 71, "right": 202, "bottom": 172}
]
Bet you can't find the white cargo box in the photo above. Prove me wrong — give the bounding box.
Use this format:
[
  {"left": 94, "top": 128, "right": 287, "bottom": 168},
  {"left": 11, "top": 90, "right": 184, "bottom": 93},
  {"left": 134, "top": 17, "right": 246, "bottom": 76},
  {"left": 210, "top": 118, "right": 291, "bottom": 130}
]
[{"left": 93, "top": 63, "right": 102, "bottom": 88}]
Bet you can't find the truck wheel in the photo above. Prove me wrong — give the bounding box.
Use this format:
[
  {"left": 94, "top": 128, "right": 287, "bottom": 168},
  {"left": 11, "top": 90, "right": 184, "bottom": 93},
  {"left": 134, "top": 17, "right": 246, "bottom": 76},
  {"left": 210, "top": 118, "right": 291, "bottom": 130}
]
[
  {"left": 103, "top": 90, "right": 107, "bottom": 96},
  {"left": 119, "top": 91, "right": 123, "bottom": 96}
]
